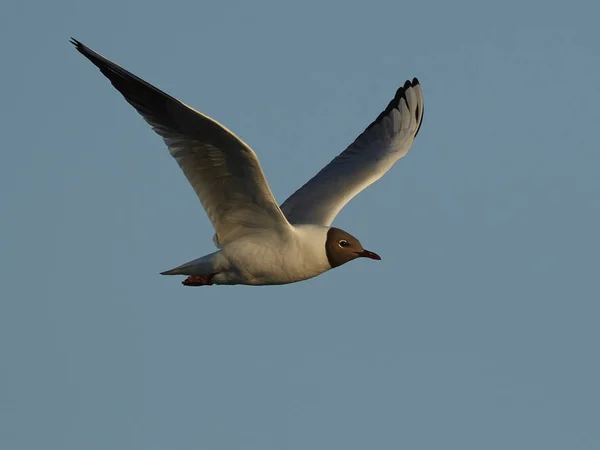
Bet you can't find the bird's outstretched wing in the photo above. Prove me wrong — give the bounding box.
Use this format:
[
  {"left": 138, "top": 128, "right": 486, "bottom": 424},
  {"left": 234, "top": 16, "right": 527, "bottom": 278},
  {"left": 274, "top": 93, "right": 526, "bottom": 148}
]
[
  {"left": 72, "top": 39, "right": 292, "bottom": 246},
  {"left": 280, "top": 79, "right": 424, "bottom": 226}
]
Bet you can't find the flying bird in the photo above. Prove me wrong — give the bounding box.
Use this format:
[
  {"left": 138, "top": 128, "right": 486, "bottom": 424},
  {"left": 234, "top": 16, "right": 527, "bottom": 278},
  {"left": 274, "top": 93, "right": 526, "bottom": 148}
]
[{"left": 71, "top": 38, "right": 424, "bottom": 286}]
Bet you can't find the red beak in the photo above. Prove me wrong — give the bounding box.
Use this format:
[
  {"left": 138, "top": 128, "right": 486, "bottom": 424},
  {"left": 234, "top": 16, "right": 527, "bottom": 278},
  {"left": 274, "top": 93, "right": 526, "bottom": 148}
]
[{"left": 356, "top": 250, "right": 381, "bottom": 260}]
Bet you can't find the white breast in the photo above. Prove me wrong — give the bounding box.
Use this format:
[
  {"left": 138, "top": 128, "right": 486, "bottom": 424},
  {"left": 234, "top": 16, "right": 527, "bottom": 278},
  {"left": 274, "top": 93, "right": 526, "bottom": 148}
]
[{"left": 219, "top": 225, "right": 331, "bottom": 285}]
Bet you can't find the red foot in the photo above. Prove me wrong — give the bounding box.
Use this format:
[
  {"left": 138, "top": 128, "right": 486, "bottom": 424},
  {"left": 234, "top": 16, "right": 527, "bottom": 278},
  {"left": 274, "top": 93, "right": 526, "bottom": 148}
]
[{"left": 182, "top": 275, "right": 214, "bottom": 286}]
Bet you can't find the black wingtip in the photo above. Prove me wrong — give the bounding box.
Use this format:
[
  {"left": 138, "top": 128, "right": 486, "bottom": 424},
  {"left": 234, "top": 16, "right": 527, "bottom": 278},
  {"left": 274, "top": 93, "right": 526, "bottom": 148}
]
[
  {"left": 70, "top": 38, "right": 88, "bottom": 56},
  {"left": 411, "top": 78, "right": 424, "bottom": 138},
  {"left": 364, "top": 77, "right": 422, "bottom": 133}
]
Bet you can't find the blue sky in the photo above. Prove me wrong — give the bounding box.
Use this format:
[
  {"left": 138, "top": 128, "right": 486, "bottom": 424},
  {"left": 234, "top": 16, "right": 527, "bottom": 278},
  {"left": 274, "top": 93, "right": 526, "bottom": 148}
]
[{"left": 2, "top": 0, "right": 599, "bottom": 449}]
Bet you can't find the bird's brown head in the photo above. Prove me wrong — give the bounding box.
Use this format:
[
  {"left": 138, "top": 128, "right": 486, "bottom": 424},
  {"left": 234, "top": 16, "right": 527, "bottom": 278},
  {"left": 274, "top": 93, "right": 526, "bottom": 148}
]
[{"left": 325, "top": 227, "right": 381, "bottom": 268}]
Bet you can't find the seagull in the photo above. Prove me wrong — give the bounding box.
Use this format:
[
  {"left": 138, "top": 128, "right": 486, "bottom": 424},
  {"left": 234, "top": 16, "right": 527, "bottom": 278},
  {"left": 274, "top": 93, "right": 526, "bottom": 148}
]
[{"left": 71, "top": 38, "right": 424, "bottom": 286}]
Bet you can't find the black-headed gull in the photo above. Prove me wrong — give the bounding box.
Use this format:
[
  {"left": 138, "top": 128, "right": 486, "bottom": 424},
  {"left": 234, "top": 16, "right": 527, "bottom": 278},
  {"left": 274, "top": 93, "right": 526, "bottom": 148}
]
[{"left": 72, "top": 39, "right": 424, "bottom": 286}]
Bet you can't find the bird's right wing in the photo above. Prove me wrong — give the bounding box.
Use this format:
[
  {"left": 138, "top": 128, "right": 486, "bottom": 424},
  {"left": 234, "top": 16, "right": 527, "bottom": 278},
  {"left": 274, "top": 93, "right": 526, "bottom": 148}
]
[
  {"left": 280, "top": 79, "right": 423, "bottom": 226},
  {"left": 72, "top": 39, "right": 292, "bottom": 246}
]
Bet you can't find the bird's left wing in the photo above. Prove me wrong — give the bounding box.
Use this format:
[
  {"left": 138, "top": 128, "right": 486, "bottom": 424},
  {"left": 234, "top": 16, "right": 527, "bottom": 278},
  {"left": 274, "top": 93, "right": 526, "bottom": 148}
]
[{"left": 72, "top": 39, "right": 292, "bottom": 246}]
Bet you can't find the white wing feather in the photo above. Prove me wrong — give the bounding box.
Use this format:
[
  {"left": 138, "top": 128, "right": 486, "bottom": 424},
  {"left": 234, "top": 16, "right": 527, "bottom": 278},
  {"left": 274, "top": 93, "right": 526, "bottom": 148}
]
[
  {"left": 72, "top": 39, "right": 291, "bottom": 246},
  {"left": 280, "top": 79, "right": 424, "bottom": 226}
]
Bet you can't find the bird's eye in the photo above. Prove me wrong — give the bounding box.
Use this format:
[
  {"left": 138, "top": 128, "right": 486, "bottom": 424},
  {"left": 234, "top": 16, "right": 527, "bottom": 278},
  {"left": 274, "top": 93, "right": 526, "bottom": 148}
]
[{"left": 338, "top": 240, "right": 349, "bottom": 248}]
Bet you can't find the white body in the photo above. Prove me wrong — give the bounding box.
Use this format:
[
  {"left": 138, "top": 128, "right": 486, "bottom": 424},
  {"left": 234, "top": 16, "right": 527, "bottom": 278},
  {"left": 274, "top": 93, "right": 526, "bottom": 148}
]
[
  {"left": 72, "top": 39, "right": 424, "bottom": 286},
  {"left": 168, "top": 225, "right": 332, "bottom": 285}
]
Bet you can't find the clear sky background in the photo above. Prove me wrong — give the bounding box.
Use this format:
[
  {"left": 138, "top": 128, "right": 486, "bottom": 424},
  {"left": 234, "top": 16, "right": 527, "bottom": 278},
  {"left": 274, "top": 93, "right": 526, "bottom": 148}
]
[{"left": 1, "top": 0, "right": 599, "bottom": 449}]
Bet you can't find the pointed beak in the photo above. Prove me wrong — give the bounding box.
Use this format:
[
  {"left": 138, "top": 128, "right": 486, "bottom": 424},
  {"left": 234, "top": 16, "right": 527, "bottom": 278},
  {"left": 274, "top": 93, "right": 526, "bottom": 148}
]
[{"left": 356, "top": 249, "right": 381, "bottom": 260}]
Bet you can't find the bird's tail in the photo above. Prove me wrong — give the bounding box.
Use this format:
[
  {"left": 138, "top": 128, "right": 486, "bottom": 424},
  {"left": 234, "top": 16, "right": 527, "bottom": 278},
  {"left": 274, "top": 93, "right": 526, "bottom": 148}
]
[{"left": 160, "top": 252, "right": 219, "bottom": 276}]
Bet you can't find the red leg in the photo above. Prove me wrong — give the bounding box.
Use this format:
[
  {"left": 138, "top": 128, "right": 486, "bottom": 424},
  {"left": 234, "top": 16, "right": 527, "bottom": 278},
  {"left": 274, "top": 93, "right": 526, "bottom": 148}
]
[{"left": 182, "top": 274, "right": 215, "bottom": 286}]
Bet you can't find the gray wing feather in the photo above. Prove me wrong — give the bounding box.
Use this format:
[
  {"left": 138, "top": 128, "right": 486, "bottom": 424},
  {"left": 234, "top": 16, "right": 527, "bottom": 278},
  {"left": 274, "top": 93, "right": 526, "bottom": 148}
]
[
  {"left": 280, "top": 79, "right": 424, "bottom": 226},
  {"left": 72, "top": 39, "right": 291, "bottom": 246}
]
